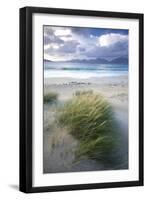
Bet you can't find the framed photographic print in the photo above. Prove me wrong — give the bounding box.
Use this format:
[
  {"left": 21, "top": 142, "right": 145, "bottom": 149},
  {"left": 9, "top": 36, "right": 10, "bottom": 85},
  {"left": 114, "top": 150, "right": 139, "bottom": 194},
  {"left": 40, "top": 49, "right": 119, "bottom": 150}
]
[{"left": 19, "top": 7, "right": 144, "bottom": 193}]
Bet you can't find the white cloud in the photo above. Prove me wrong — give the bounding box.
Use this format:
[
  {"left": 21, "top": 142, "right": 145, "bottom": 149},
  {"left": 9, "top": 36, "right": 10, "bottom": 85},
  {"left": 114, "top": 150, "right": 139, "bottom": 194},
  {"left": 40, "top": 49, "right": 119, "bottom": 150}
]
[
  {"left": 54, "top": 28, "right": 71, "bottom": 36},
  {"left": 44, "top": 53, "right": 73, "bottom": 61},
  {"left": 44, "top": 44, "right": 60, "bottom": 50},
  {"left": 98, "top": 33, "right": 128, "bottom": 47},
  {"left": 59, "top": 36, "right": 72, "bottom": 41}
]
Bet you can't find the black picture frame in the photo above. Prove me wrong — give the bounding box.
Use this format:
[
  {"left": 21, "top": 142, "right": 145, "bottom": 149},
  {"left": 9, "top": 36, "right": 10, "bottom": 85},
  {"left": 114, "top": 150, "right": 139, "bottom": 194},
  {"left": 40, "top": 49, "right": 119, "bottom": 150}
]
[{"left": 19, "top": 6, "right": 144, "bottom": 193}]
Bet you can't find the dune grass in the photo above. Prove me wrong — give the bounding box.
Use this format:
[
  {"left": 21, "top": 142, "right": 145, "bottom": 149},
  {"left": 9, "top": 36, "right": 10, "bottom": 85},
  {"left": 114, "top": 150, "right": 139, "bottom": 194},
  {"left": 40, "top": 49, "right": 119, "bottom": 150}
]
[
  {"left": 44, "top": 92, "right": 58, "bottom": 104},
  {"left": 56, "top": 90, "right": 119, "bottom": 162},
  {"left": 75, "top": 90, "right": 93, "bottom": 96}
]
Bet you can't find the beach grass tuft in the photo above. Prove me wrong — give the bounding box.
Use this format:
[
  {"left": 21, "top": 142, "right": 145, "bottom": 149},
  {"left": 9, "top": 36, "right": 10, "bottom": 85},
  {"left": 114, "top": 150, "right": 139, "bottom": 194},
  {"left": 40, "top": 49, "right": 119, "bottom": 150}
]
[
  {"left": 44, "top": 92, "right": 58, "bottom": 104},
  {"left": 56, "top": 90, "right": 119, "bottom": 162},
  {"left": 74, "top": 90, "right": 93, "bottom": 96}
]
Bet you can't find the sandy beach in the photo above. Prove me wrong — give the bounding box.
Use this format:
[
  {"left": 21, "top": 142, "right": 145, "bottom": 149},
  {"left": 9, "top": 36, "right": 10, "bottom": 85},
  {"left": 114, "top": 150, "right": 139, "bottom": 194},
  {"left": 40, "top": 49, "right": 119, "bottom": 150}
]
[{"left": 43, "top": 75, "right": 128, "bottom": 173}]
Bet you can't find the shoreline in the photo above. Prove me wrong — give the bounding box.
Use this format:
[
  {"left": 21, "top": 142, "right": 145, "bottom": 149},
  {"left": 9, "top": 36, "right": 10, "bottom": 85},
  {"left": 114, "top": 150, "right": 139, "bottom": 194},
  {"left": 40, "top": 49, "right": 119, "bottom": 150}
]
[
  {"left": 44, "top": 75, "right": 128, "bottom": 106},
  {"left": 44, "top": 75, "right": 128, "bottom": 85}
]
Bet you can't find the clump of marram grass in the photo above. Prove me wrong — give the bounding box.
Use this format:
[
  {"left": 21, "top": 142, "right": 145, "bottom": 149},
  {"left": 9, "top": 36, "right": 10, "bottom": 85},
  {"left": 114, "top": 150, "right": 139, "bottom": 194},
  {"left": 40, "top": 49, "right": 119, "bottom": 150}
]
[
  {"left": 75, "top": 90, "right": 93, "bottom": 96},
  {"left": 56, "top": 90, "right": 119, "bottom": 163},
  {"left": 44, "top": 92, "right": 58, "bottom": 104}
]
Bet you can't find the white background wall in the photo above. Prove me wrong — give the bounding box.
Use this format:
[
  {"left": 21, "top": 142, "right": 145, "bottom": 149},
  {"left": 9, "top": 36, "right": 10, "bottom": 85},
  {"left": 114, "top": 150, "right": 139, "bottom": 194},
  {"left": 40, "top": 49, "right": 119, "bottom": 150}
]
[{"left": 0, "top": 0, "right": 146, "bottom": 199}]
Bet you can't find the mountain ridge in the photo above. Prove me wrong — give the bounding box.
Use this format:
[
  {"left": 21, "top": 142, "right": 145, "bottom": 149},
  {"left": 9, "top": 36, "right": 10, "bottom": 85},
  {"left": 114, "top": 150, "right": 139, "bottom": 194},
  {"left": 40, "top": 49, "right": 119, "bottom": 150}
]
[{"left": 44, "top": 57, "right": 128, "bottom": 64}]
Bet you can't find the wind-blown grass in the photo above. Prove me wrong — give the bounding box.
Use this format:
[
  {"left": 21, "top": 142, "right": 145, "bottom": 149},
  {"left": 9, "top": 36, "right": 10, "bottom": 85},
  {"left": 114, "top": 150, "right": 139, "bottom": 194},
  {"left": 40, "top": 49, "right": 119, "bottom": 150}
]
[
  {"left": 57, "top": 90, "right": 119, "bottom": 163},
  {"left": 75, "top": 90, "right": 93, "bottom": 96},
  {"left": 44, "top": 92, "right": 58, "bottom": 104}
]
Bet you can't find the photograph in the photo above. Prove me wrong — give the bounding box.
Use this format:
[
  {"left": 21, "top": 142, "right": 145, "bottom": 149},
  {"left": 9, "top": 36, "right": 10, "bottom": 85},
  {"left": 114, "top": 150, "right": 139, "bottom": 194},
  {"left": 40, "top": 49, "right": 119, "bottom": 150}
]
[{"left": 43, "top": 25, "right": 129, "bottom": 173}]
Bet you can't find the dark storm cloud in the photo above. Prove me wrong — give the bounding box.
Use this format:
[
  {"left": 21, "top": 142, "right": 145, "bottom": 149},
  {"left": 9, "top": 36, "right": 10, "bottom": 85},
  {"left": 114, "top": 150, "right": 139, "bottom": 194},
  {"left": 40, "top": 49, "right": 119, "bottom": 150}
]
[
  {"left": 85, "top": 40, "right": 128, "bottom": 60},
  {"left": 44, "top": 35, "right": 64, "bottom": 45},
  {"left": 58, "top": 40, "right": 80, "bottom": 53},
  {"left": 45, "top": 40, "right": 80, "bottom": 55},
  {"left": 78, "top": 47, "right": 86, "bottom": 52},
  {"left": 44, "top": 26, "right": 128, "bottom": 61},
  {"left": 71, "top": 27, "right": 91, "bottom": 36},
  {"left": 44, "top": 26, "right": 81, "bottom": 57},
  {"left": 44, "top": 27, "right": 64, "bottom": 45}
]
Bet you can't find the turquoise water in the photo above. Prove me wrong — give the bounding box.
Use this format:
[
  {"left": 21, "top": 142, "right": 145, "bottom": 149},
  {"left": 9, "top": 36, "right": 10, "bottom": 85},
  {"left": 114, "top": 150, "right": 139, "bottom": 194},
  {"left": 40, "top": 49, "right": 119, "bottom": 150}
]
[{"left": 44, "top": 61, "right": 128, "bottom": 79}]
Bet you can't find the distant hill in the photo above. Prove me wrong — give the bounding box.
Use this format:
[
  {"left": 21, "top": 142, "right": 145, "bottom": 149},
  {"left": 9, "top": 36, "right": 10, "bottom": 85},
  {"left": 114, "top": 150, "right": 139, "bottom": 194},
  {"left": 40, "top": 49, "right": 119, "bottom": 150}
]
[
  {"left": 89, "top": 58, "right": 109, "bottom": 64},
  {"left": 65, "top": 58, "right": 109, "bottom": 64},
  {"left": 110, "top": 57, "right": 128, "bottom": 64},
  {"left": 65, "top": 57, "right": 128, "bottom": 64},
  {"left": 44, "top": 57, "right": 128, "bottom": 64}
]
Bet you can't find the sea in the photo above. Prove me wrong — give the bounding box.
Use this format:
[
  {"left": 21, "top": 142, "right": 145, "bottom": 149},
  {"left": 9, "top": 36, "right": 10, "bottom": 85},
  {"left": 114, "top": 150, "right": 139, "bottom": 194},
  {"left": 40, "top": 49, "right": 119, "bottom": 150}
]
[{"left": 44, "top": 61, "right": 128, "bottom": 79}]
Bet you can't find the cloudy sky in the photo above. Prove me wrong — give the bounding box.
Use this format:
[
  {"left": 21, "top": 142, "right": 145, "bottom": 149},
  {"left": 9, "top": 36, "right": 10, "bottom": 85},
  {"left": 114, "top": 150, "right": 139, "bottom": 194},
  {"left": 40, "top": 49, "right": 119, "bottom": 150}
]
[{"left": 44, "top": 26, "right": 128, "bottom": 61}]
